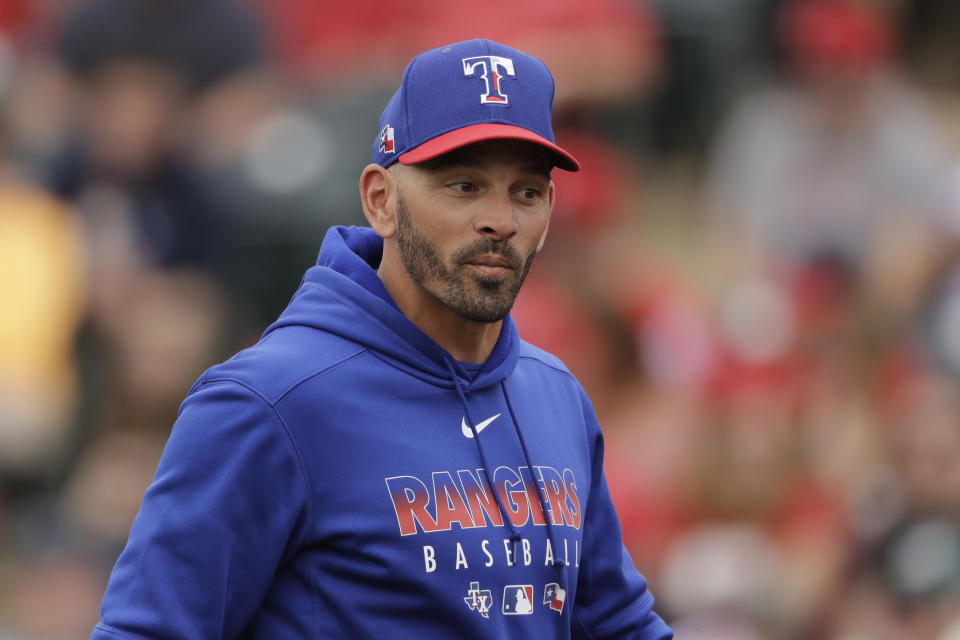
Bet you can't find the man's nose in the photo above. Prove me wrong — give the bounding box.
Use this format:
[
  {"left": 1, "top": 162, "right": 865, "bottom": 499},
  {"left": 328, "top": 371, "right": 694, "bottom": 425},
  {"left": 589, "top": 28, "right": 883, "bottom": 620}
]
[{"left": 474, "top": 191, "right": 517, "bottom": 240}]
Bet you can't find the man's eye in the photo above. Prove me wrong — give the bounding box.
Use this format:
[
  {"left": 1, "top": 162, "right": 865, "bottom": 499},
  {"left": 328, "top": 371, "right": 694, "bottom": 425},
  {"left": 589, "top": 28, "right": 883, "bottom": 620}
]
[
  {"left": 450, "top": 182, "right": 476, "bottom": 193},
  {"left": 517, "top": 188, "right": 541, "bottom": 200}
]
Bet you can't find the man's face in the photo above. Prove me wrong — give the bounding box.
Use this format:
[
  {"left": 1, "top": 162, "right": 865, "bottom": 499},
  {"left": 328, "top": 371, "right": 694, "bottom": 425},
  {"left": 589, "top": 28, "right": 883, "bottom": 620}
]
[{"left": 391, "top": 140, "right": 554, "bottom": 323}]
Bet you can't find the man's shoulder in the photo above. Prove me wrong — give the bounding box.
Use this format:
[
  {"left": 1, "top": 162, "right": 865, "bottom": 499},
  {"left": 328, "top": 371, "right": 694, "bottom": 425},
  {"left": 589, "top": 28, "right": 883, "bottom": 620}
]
[
  {"left": 195, "top": 325, "right": 368, "bottom": 405},
  {"left": 516, "top": 339, "right": 574, "bottom": 378}
]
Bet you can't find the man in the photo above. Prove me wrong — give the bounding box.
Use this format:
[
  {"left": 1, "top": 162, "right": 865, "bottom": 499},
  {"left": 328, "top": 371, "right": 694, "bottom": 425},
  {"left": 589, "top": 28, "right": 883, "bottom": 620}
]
[{"left": 92, "top": 39, "right": 672, "bottom": 639}]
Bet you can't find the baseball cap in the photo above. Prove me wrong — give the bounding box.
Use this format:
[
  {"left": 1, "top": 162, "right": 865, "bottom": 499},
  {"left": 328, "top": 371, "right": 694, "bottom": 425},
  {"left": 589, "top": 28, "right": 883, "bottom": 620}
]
[{"left": 372, "top": 39, "right": 580, "bottom": 172}]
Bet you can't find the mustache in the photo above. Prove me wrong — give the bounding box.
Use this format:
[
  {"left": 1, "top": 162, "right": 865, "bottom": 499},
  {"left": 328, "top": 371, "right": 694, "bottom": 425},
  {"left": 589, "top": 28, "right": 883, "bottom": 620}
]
[{"left": 452, "top": 239, "right": 525, "bottom": 270}]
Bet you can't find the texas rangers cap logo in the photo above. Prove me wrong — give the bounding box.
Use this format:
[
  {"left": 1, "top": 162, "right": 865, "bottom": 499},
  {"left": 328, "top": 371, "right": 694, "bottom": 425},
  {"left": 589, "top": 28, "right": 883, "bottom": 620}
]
[{"left": 462, "top": 55, "right": 515, "bottom": 105}]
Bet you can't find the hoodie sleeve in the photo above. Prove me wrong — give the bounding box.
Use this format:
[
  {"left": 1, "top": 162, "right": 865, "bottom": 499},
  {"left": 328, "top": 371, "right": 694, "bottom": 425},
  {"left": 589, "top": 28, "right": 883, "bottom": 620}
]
[
  {"left": 571, "top": 388, "right": 673, "bottom": 640},
  {"left": 92, "top": 379, "right": 310, "bottom": 640}
]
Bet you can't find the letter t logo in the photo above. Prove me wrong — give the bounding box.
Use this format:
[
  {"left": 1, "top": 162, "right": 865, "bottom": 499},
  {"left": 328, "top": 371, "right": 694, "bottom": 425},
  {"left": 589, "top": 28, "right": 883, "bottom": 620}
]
[{"left": 462, "top": 55, "right": 515, "bottom": 105}]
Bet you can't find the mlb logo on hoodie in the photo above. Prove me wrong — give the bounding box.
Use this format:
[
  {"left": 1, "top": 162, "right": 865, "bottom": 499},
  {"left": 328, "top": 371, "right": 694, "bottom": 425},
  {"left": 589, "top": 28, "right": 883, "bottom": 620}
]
[{"left": 502, "top": 585, "right": 534, "bottom": 615}]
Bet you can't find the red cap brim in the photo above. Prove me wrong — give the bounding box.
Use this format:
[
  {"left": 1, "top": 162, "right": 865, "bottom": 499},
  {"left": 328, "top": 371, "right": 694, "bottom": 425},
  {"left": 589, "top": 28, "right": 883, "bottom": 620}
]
[{"left": 399, "top": 123, "right": 580, "bottom": 172}]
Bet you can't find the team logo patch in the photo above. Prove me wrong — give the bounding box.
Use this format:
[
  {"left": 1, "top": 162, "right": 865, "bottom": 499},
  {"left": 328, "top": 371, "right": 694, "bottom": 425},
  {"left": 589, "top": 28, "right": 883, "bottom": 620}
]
[
  {"left": 502, "top": 584, "right": 534, "bottom": 615},
  {"left": 379, "top": 124, "right": 395, "bottom": 153},
  {"left": 543, "top": 582, "right": 566, "bottom": 614},
  {"left": 464, "top": 581, "right": 493, "bottom": 619},
  {"left": 462, "top": 55, "right": 515, "bottom": 105}
]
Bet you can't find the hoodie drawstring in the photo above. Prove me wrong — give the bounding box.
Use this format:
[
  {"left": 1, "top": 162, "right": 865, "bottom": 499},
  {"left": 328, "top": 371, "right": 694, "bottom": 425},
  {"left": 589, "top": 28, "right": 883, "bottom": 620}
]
[
  {"left": 501, "top": 381, "right": 567, "bottom": 593},
  {"left": 443, "top": 357, "right": 523, "bottom": 559},
  {"left": 442, "top": 356, "right": 566, "bottom": 593}
]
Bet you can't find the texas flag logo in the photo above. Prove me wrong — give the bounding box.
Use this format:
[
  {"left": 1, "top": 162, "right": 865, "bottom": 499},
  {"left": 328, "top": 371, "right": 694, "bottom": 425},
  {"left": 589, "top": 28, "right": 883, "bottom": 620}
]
[
  {"left": 379, "top": 124, "right": 395, "bottom": 154},
  {"left": 543, "top": 582, "right": 566, "bottom": 614},
  {"left": 462, "top": 55, "right": 515, "bottom": 105}
]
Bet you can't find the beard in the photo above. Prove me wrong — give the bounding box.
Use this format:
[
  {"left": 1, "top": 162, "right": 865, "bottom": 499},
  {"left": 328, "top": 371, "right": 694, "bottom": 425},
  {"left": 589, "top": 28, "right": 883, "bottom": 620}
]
[{"left": 395, "top": 194, "right": 537, "bottom": 323}]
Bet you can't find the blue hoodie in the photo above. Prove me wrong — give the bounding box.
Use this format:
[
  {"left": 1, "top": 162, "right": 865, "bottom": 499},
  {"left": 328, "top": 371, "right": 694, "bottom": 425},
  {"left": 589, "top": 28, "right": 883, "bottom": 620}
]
[{"left": 93, "top": 226, "right": 673, "bottom": 639}]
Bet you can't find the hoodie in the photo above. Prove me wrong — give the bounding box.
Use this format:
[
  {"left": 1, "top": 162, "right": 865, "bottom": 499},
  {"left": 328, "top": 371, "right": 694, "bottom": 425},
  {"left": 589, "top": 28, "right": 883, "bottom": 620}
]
[{"left": 92, "top": 226, "right": 673, "bottom": 639}]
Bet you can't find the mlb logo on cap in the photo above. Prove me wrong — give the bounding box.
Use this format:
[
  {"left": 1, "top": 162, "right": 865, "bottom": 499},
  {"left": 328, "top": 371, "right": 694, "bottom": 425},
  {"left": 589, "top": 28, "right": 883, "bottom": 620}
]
[{"left": 372, "top": 39, "right": 579, "bottom": 172}]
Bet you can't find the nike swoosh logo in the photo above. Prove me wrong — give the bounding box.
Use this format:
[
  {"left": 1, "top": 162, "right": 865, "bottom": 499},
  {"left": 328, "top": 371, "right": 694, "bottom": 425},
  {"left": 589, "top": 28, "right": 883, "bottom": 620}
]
[{"left": 461, "top": 413, "right": 502, "bottom": 438}]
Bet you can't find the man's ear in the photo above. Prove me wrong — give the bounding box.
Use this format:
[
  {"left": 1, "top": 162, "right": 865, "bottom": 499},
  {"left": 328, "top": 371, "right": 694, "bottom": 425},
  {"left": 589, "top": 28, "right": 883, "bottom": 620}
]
[
  {"left": 536, "top": 180, "right": 556, "bottom": 252},
  {"left": 359, "top": 164, "right": 397, "bottom": 238}
]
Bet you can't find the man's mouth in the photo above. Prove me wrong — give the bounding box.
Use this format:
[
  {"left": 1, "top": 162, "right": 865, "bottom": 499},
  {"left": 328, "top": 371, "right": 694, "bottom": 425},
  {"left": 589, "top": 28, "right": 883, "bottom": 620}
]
[{"left": 465, "top": 254, "right": 514, "bottom": 278}]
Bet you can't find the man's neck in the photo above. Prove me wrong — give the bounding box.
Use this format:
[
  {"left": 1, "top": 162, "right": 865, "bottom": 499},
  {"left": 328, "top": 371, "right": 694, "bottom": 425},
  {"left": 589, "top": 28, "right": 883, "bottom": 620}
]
[
  {"left": 377, "top": 264, "right": 502, "bottom": 364},
  {"left": 403, "top": 303, "right": 503, "bottom": 364}
]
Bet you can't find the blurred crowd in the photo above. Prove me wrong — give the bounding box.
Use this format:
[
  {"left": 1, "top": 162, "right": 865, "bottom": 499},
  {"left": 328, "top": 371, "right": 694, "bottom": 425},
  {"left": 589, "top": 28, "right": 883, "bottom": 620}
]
[{"left": 2, "top": 0, "right": 960, "bottom": 638}]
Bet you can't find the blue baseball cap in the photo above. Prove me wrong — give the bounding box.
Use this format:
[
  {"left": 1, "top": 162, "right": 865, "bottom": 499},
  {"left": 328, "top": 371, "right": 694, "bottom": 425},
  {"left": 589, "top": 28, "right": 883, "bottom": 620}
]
[{"left": 372, "top": 39, "right": 580, "bottom": 172}]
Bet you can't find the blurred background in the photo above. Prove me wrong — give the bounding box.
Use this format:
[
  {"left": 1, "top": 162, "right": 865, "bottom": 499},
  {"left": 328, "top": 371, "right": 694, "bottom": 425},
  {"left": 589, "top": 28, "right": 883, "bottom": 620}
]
[{"left": 3, "top": 0, "right": 960, "bottom": 637}]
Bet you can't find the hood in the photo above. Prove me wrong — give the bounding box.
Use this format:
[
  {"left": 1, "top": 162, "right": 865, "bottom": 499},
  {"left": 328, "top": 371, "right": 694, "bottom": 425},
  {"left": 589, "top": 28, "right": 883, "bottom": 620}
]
[
  {"left": 263, "top": 225, "right": 521, "bottom": 391},
  {"left": 263, "top": 225, "right": 568, "bottom": 586}
]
